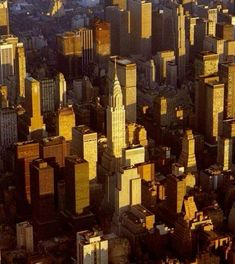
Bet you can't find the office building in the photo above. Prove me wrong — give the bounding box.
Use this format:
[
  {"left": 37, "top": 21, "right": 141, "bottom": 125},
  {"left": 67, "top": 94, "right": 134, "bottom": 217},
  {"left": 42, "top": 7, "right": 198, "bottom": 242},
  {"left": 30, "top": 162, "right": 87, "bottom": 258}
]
[
  {"left": 72, "top": 125, "right": 97, "bottom": 182},
  {"left": 166, "top": 174, "right": 186, "bottom": 215},
  {"left": 30, "top": 159, "right": 57, "bottom": 239},
  {"left": 219, "top": 62, "right": 235, "bottom": 119},
  {"left": 128, "top": 0, "right": 152, "bottom": 58},
  {"left": 14, "top": 141, "right": 40, "bottom": 204},
  {"left": 92, "top": 19, "right": 110, "bottom": 67},
  {"left": 57, "top": 28, "right": 93, "bottom": 78},
  {"left": 55, "top": 72, "right": 67, "bottom": 109},
  {"left": 0, "top": 40, "right": 14, "bottom": 85},
  {"left": 108, "top": 57, "right": 136, "bottom": 122},
  {"left": 16, "top": 221, "right": 34, "bottom": 253},
  {"left": 154, "top": 50, "right": 175, "bottom": 83},
  {"left": 105, "top": 6, "right": 130, "bottom": 56},
  {"left": 39, "top": 78, "right": 55, "bottom": 114},
  {"left": 24, "top": 77, "right": 46, "bottom": 140},
  {"left": 205, "top": 81, "right": 224, "bottom": 144},
  {"left": 40, "top": 136, "right": 70, "bottom": 168},
  {"left": 178, "top": 129, "right": 197, "bottom": 173},
  {"left": 0, "top": 107, "right": 17, "bottom": 156},
  {"left": 0, "top": 0, "right": 9, "bottom": 35},
  {"left": 77, "top": 230, "right": 108, "bottom": 264},
  {"left": 65, "top": 156, "right": 89, "bottom": 215},
  {"left": 217, "top": 137, "right": 232, "bottom": 171},
  {"left": 55, "top": 105, "right": 75, "bottom": 141},
  {"left": 203, "top": 35, "right": 225, "bottom": 62},
  {"left": 216, "top": 23, "right": 234, "bottom": 41}
]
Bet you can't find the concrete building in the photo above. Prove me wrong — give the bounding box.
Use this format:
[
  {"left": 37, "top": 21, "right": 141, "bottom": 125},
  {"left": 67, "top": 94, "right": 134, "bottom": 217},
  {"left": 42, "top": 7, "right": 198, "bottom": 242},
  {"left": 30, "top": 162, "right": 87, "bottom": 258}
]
[
  {"left": 56, "top": 106, "right": 75, "bottom": 141},
  {"left": 77, "top": 230, "right": 108, "bottom": 264},
  {"left": 0, "top": 0, "right": 9, "bottom": 35},
  {"left": 0, "top": 107, "right": 17, "bottom": 156},
  {"left": 65, "top": 156, "right": 89, "bottom": 215},
  {"left": 15, "top": 43, "right": 26, "bottom": 98},
  {"left": 39, "top": 78, "right": 55, "bottom": 114},
  {"left": 154, "top": 50, "right": 175, "bottom": 83},
  {"left": 128, "top": 0, "right": 152, "bottom": 58},
  {"left": 16, "top": 221, "right": 34, "bottom": 253},
  {"left": 203, "top": 35, "right": 225, "bottom": 62},
  {"left": 219, "top": 62, "right": 235, "bottom": 119},
  {"left": 92, "top": 19, "right": 111, "bottom": 67},
  {"left": 105, "top": 6, "right": 130, "bottom": 56},
  {"left": 178, "top": 129, "right": 197, "bottom": 173},
  {"left": 0, "top": 40, "right": 14, "bottom": 85},
  {"left": 55, "top": 72, "right": 67, "bottom": 109},
  {"left": 216, "top": 22, "right": 234, "bottom": 41},
  {"left": 24, "top": 77, "right": 46, "bottom": 140},
  {"left": 217, "top": 137, "right": 232, "bottom": 171},
  {"left": 205, "top": 81, "right": 224, "bottom": 144},
  {"left": 72, "top": 125, "right": 98, "bottom": 182},
  {"left": 108, "top": 57, "right": 136, "bottom": 122}
]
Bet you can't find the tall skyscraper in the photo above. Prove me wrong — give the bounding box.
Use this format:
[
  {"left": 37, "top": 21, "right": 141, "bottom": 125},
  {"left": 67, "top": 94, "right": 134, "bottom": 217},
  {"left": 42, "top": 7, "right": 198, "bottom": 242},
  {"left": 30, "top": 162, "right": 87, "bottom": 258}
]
[
  {"left": 0, "top": 107, "right": 17, "bottom": 156},
  {"left": 178, "top": 129, "right": 197, "bottom": 173},
  {"left": 217, "top": 137, "right": 232, "bottom": 171},
  {"left": 105, "top": 6, "right": 130, "bottom": 56},
  {"left": 128, "top": 0, "right": 152, "bottom": 58},
  {"left": 72, "top": 125, "right": 98, "bottom": 182},
  {"left": 15, "top": 43, "right": 26, "bottom": 98},
  {"left": 0, "top": 40, "right": 14, "bottom": 84},
  {"left": 24, "top": 77, "right": 46, "bottom": 140},
  {"left": 0, "top": 0, "right": 9, "bottom": 35},
  {"left": 64, "top": 156, "right": 89, "bottom": 215},
  {"left": 77, "top": 230, "right": 108, "bottom": 264},
  {"left": 55, "top": 72, "right": 67, "bottom": 109},
  {"left": 30, "top": 159, "right": 57, "bottom": 239},
  {"left": 106, "top": 65, "right": 126, "bottom": 159},
  {"left": 39, "top": 78, "right": 55, "bottom": 114},
  {"left": 205, "top": 81, "right": 224, "bottom": 144},
  {"left": 92, "top": 19, "right": 111, "bottom": 67},
  {"left": 108, "top": 56, "right": 137, "bottom": 122},
  {"left": 219, "top": 62, "right": 235, "bottom": 119},
  {"left": 56, "top": 105, "right": 75, "bottom": 141}
]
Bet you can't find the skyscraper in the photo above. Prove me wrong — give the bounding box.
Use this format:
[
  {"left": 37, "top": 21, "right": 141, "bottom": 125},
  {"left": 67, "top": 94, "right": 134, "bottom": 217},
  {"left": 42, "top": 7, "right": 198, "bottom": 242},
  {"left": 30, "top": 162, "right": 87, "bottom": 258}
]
[
  {"left": 0, "top": 40, "right": 14, "bottom": 84},
  {"left": 72, "top": 125, "right": 98, "bottom": 182},
  {"left": 65, "top": 156, "right": 89, "bottom": 215},
  {"left": 108, "top": 56, "right": 137, "bottom": 123},
  {"left": 0, "top": 0, "right": 9, "bottom": 35},
  {"left": 15, "top": 43, "right": 26, "bottom": 98},
  {"left": 105, "top": 0, "right": 127, "bottom": 9},
  {"left": 24, "top": 77, "right": 46, "bottom": 140},
  {"left": 128, "top": 0, "right": 152, "bottom": 58},
  {"left": 0, "top": 107, "right": 17, "bottom": 156}
]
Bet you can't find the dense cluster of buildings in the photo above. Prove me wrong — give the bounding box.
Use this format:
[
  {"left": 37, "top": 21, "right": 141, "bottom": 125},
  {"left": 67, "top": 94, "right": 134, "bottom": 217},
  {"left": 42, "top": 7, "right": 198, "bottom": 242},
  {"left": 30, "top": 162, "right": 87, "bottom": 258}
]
[{"left": 2, "top": 0, "right": 235, "bottom": 263}]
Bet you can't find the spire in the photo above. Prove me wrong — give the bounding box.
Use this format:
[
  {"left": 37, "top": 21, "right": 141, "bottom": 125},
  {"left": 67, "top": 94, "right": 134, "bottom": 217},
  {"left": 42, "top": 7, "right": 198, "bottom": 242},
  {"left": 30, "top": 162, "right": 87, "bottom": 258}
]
[{"left": 109, "top": 57, "right": 123, "bottom": 108}]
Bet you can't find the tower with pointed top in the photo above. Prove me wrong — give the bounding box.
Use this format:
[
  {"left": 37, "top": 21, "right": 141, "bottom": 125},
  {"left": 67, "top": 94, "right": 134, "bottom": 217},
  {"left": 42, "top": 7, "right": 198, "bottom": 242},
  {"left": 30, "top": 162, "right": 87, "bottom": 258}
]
[{"left": 106, "top": 63, "right": 126, "bottom": 158}]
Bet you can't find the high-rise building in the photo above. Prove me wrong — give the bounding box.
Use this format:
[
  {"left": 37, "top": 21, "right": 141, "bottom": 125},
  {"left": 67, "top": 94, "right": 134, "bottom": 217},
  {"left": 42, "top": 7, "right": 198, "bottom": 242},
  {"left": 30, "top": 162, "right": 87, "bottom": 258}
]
[
  {"left": 30, "top": 159, "right": 57, "bottom": 238},
  {"left": 178, "top": 129, "right": 197, "bottom": 173},
  {"left": 105, "top": 6, "right": 130, "bottom": 56},
  {"left": 39, "top": 78, "right": 55, "bottom": 114},
  {"left": 154, "top": 50, "right": 175, "bottom": 83},
  {"left": 57, "top": 28, "right": 93, "bottom": 79},
  {"left": 0, "top": 84, "right": 8, "bottom": 107},
  {"left": 105, "top": 0, "right": 127, "bottom": 9},
  {"left": 92, "top": 19, "right": 110, "bottom": 67},
  {"left": 40, "top": 136, "right": 70, "bottom": 168},
  {"left": 108, "top": 57, "right": 136, "bottom": 122},
  {"left": 0, "top": 107, "right": 17, "bottom": 156},
  {"left": 77, "top": 230, "right": 108, "bottom": 264},
  {"left": 128, "top": 0, "right": 152, "bottom": 58},
  {"left": 65, "top": 156, "right": 89, "bottom": 215},
  {"left": 205, "top": 81, "right": 224, "bottom": 144},
  {"left": 163, "top": 3, "right": 186, "bottom": 80},
  {"left": 0, "top": 40, "right": 14, "bottom": 84},
  {"left": 219, "top": 62, "right": 235, "bottom": 119},
  {"left": 15, "top": 43, "right": 26, "bottom": 98},
  {"left": 203, "top": 35, "right": 225, "bottom": 62},
  {"left": 16, "top": 221, "right": 34, "bottom": 253},
  {"left": 166, "top": 174, "right": 186, "bottom": 215},
  {"left": 216, "top": 23, "right": 234, "bottom": 41},
  {"left": 0, "top": 0, "right": 9, "bottom": 35},
  {"left": 55, "top": 105, "right": 75, "bottom": 141},
  {"left": 217, "top": 137, "right": 232, "bottom": 171},
  {"left": 152, "top": 9, "right": 164, "bottom": 55},
  {"left": 55, "top": 72, "right": 67, "bottom": 109},
  {"left": 72, "top": 125, "right": 97, "bottom": 182},
  {"left": 24, "top": 77, "right": 46, "bottom": 140},
  {"left": 14, "top": 141, "right": 40, "bottom": 204}
]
